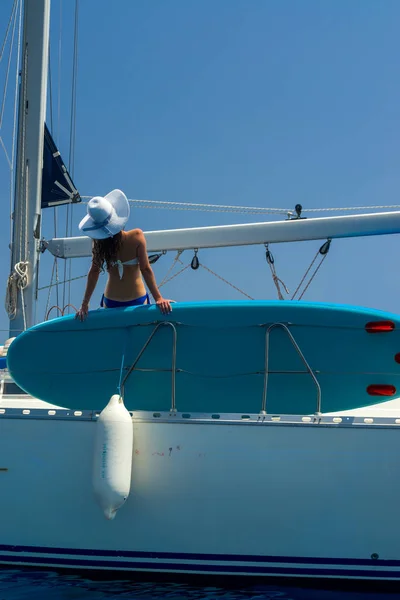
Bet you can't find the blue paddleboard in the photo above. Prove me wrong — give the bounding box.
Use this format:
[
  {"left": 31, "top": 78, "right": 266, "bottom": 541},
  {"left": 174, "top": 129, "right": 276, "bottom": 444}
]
[{"left": 7, "top": 300, "right": 400, "bottom": 413}]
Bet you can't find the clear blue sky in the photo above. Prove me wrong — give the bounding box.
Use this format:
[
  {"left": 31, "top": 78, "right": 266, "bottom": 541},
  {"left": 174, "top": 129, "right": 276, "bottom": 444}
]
[{"left": 1, "top": 0, "right": 400, "bottom": 332}]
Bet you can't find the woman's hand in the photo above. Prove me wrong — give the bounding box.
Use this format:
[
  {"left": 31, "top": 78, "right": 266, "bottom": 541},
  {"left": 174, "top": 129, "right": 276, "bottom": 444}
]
[
  {"left": 155, "top": 297, "right": 172, "bottom": 315},
  {"left": 75, "top": 301, "right": 89, "bottom": 321}
]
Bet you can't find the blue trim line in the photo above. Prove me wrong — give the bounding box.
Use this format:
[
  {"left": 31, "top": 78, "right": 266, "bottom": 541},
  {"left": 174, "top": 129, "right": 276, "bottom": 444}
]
[
  {"left": 0, "top": 555, "right": 398, "bottom": 578},
  {"left": 0, "top": 546, "right": 398, "bottom": 567}
]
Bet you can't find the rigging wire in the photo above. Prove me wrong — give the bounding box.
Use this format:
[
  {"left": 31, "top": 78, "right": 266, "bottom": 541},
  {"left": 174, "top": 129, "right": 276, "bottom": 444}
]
[
  {"left": 0, "top": 137, "right": 10, "bottom": 168},
  {"left": 47, "top": 43, "right": 54, "bottom": 134},
  {"left": 0, "top": 0, "right": 17, "bottom": 131},
  {"left": 10, "top": 0, "right": 22, "bottom": 246},
  {"left": 291, "top": 240, "right": 331, "bottom": 301},
  {"left": 297, "top": 257, "right": 327, "bottom": 300},
  {"left": 0, "top": 0, "right": 22, "bottom": 264},
  {"left": 52, "top": 0, "right": 64, "bottom": 312},
  {"left": 44, "top": 258, "right": 57, "bottom": 317},
  {"left": 297, "top": 242, "right": 331, "bottom": 301},
  {"left": 80, "top": 195, "right": 400, "bottom": 216},
  {"left": 158, "top": 251, "right": 254, "bottom": 300},
  {"left": 264, "top": 245, "right": 289, "bottom": 301},
  {"left": 39, "top": 271, "right": 88, "bottom": 292},
  {"left": 68, "top": 0, "right": 79, "bottom": 312},
  {"left": 159, "top": 264, "right": 190, "bottom": 289},
  {"left": 0, "top": 0, "right": 17, "bottom": 64},
  {"left": 159, "top": 251, "right": 184, "bottom": 287},
  {"left": 62, "top": 0, "right": 79, "bottom": 314},
  {"left": 0, "top": 0, "right": 18, "bottom": 171},
  {"left": 57, "top": 0, "right": 62, "bottom": 145},
  {"left": 47, "top": 29, "right": 57, "bottom": 316},
  {"left": 199, "top": 263, "right": 254, "bottom": 300},
  {"left": 38, "top": 238, "right": 329, "bottom": 306},
  {"left": 1, "top": 1, "right": 347, "bottom": 321},
  {"left": 291, "top": 252, "right": 320, "bottom": 300},
  {"left": 68, "top": 0, "right": 79, "bottom": 179},
  {"left": 44, "top": 2, "right": 59, "bottom": 315}
]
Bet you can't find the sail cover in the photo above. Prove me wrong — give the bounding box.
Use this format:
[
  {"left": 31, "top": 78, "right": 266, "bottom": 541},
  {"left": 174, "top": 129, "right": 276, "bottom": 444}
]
[{"left": 41, "top": 124, "right": 81, "bottom": 208}]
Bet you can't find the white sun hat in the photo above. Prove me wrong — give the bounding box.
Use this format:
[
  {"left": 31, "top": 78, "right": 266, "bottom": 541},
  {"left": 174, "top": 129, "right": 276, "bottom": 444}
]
[{"left": 79, "top": 189, "right": 130, "bottom": 239}]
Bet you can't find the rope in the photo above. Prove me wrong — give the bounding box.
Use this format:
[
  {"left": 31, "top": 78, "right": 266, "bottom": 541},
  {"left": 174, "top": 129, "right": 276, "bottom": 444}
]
[
  {"left": 199, "top": 264, "right": 254, "bottom": 300},
  {"left": 62, "top": 303, "right": 77, "bottom": 314},
  {"left": 45, "top": 303, "right": 78, "bottom": 321},
  {"left": 38, "top": 272, "right": 88, "bottom": 291},
  {"left": 300, "top": 205, "right": 400, "bottom": 212},
  {"left": 0, "top": 136, "right": 10, "bottom": 168},
  {"left": 117, "top": 331, "right": 129, "bottom": 397},
  {"left": 264, "top": 245, "right": 289, "bottom": 301},
  {"left": 158, "top": 250, "right": 253, "bottom": 299},
  {"left": 291, "top": 252, "right": 320, "bottom": 300},
  {"left": 45, "top": 305, "right": 63, "bottom": 321},
  {"left": 67, "top": 205, "right": 73, "bottom": 310},
  {"left": 62, "top": 221, "right": 69, "bottom": 310},
  {"left": 159, "top": 250, "right": 184, "bottom": 287},
  {"left": 297, "top": 254, "right": 329, "bottom": 301},
  {"left": 53, "top": 208, "right": 60, "bottom": 308},
  {"left": 45, "top": 258, "right": 57, "bottom": 318},
  {"left": 291, "top": 240, "right": 332, "bottom": 301},
  {"left": 159, "top": 264, "right": 190, "bottom": 288},
  {"left": 80, "top": 196, "right": 289, "bottom": 215},
  {"left": 4, "top": 20, "right": 28, "bottom": 330},
  {"left": 80, "top": 195, "right": 400, "bottom": 216},
  {"left": 5, "top": 261, "right": 28, "bottom": 327}
]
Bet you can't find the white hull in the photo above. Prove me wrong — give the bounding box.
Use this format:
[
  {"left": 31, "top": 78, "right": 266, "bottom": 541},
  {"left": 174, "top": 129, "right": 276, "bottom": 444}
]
[{"left": 0, "top": 405, "right": 399, "bottom": 581}]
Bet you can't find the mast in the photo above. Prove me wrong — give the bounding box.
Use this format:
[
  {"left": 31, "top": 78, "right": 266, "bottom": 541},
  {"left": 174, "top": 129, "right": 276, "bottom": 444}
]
[{"left": 9, "top": 0, "right": 51, "bottom": 334}]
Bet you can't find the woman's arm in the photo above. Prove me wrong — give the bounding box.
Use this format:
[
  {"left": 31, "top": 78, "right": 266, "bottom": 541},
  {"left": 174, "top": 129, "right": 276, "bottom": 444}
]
[
  {"left": 75, "top": 262, "right": 101, "bottom": 321},
  {"left": 135, "top": 230, "right": 172, "bottom": 314}
]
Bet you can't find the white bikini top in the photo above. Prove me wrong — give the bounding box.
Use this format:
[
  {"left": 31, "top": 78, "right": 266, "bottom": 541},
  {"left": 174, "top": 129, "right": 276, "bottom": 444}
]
[{"left": 111, "top": 257, "right": 139, "bottom": 279}]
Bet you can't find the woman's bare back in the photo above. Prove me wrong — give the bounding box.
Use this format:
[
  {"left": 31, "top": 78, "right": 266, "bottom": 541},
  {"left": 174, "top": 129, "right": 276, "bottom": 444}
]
[{"left": 104, "top": 230, "right": 147, "bottom": 301}]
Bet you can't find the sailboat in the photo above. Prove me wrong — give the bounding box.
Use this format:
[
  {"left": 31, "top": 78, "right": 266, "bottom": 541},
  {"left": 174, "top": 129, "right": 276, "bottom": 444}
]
[{"left": 2, "top": 0, "right": 400, "bottom": 582}]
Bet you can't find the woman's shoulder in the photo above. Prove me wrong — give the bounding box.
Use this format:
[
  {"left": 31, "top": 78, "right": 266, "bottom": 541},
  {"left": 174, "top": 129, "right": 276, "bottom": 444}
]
[
  {"left": 124, "top": 228, "right": 145, "bottom": 246},
  {"left": 125, "top": 228, "right": 144, "bottom": 239}
]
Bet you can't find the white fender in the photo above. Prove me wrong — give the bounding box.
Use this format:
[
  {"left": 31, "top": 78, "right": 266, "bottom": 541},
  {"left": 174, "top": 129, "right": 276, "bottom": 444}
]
[{"left": 93, "top": 394, "right": 133, "bottom": 520}]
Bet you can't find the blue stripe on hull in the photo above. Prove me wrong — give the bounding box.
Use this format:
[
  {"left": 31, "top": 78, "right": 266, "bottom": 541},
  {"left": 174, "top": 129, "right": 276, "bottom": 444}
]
[
  {"left": 0, "top": 547, "right": 398, "bottom": 579},
  {"left": 0, "top": 545, "right": 398, "bottom": 567}
]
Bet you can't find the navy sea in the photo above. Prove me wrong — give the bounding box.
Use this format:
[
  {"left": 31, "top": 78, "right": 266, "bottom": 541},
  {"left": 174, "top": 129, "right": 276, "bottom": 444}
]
[{"left": 0, "top": 570, "right": 398, "bottom": 600}]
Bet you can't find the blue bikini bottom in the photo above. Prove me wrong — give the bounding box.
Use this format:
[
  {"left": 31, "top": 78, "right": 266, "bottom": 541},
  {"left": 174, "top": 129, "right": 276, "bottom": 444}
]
[{"left": 101, "top": 293, "right": 150, "bottom": 308}]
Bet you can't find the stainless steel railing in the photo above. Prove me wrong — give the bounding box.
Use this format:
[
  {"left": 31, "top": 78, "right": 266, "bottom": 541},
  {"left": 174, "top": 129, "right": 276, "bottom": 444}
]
[
  {"left": 121, "top": 320, "right": 320, "bottom": 417},
  {"left": 261, "top": 322, "right": 321, "bottom": 416},
  {"left": 121, "top": 322, "right": 178, "bottom": 412}
]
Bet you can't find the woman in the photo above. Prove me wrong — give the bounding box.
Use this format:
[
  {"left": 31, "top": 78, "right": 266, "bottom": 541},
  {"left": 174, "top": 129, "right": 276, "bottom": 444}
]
[{"left": 75, "top": 189, "right": 172, "bottom": 321}]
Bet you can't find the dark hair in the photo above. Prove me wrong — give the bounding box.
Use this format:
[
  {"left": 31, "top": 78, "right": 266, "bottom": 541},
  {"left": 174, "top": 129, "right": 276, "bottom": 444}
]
[{"left": 92, "top": 231, "right": 123, "bottom": 271}]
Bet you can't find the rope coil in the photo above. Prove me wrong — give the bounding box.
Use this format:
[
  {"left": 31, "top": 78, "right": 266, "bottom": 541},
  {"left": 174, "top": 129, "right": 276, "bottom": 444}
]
[{"left": 5, "top": 261, "right": 29, "bottom": 328}]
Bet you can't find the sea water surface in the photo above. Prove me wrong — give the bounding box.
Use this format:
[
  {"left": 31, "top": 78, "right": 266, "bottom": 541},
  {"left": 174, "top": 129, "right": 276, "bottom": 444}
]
[{"left": 0, "top": 570, "right": 398, "bottom": 600}]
